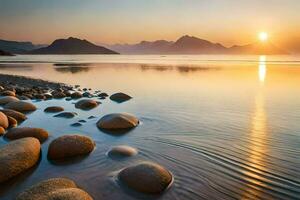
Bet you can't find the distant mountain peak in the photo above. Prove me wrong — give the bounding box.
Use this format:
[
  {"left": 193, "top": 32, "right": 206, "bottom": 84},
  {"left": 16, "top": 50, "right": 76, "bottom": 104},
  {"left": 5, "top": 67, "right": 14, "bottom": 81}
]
[{"left": 30, "top": 37, "right": 118, "bottom": 55}]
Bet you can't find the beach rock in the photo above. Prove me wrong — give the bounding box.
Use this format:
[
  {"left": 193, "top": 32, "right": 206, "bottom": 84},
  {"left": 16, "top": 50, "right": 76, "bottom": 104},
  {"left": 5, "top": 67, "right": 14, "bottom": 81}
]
[
  {"left": 88, "top": 116, "right": 96, "bottom": 119},
  {"left": 44, "top": 94, "right": 53, "bottom": 100},
  {"left": 0, "top": 109, "right": 27, "bottom": 123},
  {"left": 110, "top": 92, "right": 132, "bottom": 103},
  {"left": 51, "top": 91, "right": 66, "bottom": 99},
  {"left": 0, "top": 96, "right": 19, "bottom": 105},
  {"left": 5, "top": 127, "right": 49, "bottom": 143},
  {"left": 34, "top": 94, "right": 45, "bottom": 100},
  {"left": 47, "top": 135, "right": 95, "bottom": 160},
  {"left": 75, "top": 99, "right": 99, "bottom": 110},
  {"left": 64, "top": 90, "right": 72, "bottom": 97},
  {"left": 0, "top": 127, "right": 5, "bottom": 136},
  {"left": 0, "top": 111, "right": 9, "bottom": 129},
  {"left": 4, "top": 101, "right": 37, "bottom": 113},
  {"left": 16, "top": 178, "right": 93, "bottom": 200},
  {"left": 98, "top": 93, "right": 108, "bottom": 97},
  {"left": 78, "top": 120, "right": 86, "bottom": 123},
  {"left": 97, "top": 113, "right": 139, "bottom": 130},
  {"left": 44, "top": 106, "right": 64, "bottom": 113},
  {"left": 54, "top": 112, "right": 77, "bottom": 119},
  {"left": 0, "top": 90, "right": 16, "bottom": 97},
  {"left": 82, "top": 92, "right": 91, "bottom": 97},
  {"left": 0, "top": 137, "right": 40, "bottom": 183},
  {"left": 71, "top": 122, "right": 82, "bottom": 127},
  {"left": 7, "top": 116, "right": 18, "bottom": 128},
  {"left": 71, "top": 92, "right": 82, "bottom": 99},
  {"left": 119, "top": 162, "right": 173, "bottom": 194},
  {"left": 108, "top": 145, "right": 137, "bottom": 158}
]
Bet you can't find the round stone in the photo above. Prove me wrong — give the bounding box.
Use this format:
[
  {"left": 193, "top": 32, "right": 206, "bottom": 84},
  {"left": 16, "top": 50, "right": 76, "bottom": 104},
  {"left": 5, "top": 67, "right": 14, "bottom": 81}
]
[
  {"left": 5, "top": 127, "right": 49, "bottom": 143},
  {"left": 0, "top": 111, "right": 9, "bottom": 129},
  {"left": 0, "top": 137, "right": 41, "bottom": 183},
  {"left": 0, "top": 109, "right": 27, "bottom": 123},
  {"left": 118, "top": 162, "right": 173, "bottom": 194},
  {"left": 108, "top": 145, "right": 138, "bottom": 158},
  {"left": 44, "top": 106, "right": 64, "bottom": 113},
  {"left": 4, "top": 101, "right": 37, "bottom": 113},
  {"left": 47, "top": 134, "right": 95, "bottom": 160},
  {"left": 75, "top": 99, "right": 99, "bottom": 110},
  {"left": 16, "top": 178, "right": 93, "bottom": 200},
  {"left": 97, "top": 113, "right": 139, "bottom": 130},
  {"left": 0, "top": 96, "right": 19, "bottom": 105},
  {"left": 110, "top": 92, "right": 132, "bottom": 103}
]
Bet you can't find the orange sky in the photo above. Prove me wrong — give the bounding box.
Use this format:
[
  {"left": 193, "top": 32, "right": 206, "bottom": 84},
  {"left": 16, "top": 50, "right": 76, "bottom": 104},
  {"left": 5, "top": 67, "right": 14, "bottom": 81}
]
[{"left": 0, "top": 0, "right": 299, "bottom": 51}]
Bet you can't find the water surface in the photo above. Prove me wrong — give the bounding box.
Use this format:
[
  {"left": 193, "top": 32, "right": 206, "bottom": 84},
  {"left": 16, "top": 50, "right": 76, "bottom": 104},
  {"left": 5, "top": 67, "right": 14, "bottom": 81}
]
[{"left": 0, "top": 55, "right": 299, "bottom": 200}]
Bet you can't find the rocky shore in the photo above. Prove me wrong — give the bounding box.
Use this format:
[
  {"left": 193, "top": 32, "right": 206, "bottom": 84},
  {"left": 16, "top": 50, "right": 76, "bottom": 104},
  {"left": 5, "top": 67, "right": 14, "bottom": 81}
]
[{"left": 0, "top": 73, "right": 173, "bottom": 200}]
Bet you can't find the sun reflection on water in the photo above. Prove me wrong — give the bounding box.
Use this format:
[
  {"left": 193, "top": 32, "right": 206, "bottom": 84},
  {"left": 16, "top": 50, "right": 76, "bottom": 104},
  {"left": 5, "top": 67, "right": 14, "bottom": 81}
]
[{"left": 242, "top": 56, "right": 268, "bottom": 199}]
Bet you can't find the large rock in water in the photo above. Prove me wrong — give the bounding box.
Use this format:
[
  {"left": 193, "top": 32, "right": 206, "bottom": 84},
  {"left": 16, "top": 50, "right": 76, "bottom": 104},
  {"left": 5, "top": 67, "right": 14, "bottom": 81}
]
[
  {"left": 118, "top": 162, "right": 173, "bottom": 194},
  {"left": 47, "top": 135, "right": 95, "bottom": 160},
  {"left": 0, "top": 111, "right": 9, "bottom": 129},
  {"left": 54, "top": 112, "right": 77, "bottom": 119},
  {"left": 5, "top": 127, "right": 49, "bottom": 143},
  {"left": 75, "top": 99, "right": 99, "bottom": 110},
  {"left": 0, "top": 137, "right": 40, "bottom": 183},
  {"left": 97, "top": 113, "right": 139, "bottom": 130},
  {"left": 0, "top": 96, "right": 19, "bottom": 105},
  {"left": 109, "top": 92, "right": 132, "bottom": 103},
  {"left": 0, "top": 109, "right": 27, "bottom": 123},
  {"left": 16, "top": 178, "right": 93, "bottom": 200},
  {"left": 4, "top": 101, "right": 37, "bottom": 113}
]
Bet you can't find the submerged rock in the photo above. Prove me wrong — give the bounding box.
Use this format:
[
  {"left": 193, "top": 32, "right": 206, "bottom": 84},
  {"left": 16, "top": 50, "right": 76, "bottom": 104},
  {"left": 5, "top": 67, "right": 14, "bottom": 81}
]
[
  {"left": 47, "top": 134, "right": 95, "bottom": 160},
  {"left": 5, "top": 127, "right": 49, "bottom": 143},
  {"left": 54, "top": 112, "right": 77, "bottom": 119},
  {"left": 110, "top": 92, "right": 132, "bottom": 103},
  {"left": 108, "top": 145, "right": 137, "bottom": 158},
  {"left": 16, "top": 178, "right": 93, "bottom": 200},
  {"left": 4, "top": 101, "right": 37, "bottom": 113},
  {"left": 71, "top": 122, "right": 82, "bottom": 127},
  {"left": 0, "top": 137, "right": 40, "bottom": 183},
  {"left": 44, "top": 106, "right": 64, "bottom": 113},
  {"left": 0, "top": 109, "right": 27, "bottom": 123},
  {"left": 75, "top": 99, "right": 99, "bottom": 110},
  {"left": 0, "top": 111, "right": 9, "bottom": 129},
  {"left": 0, "top": 96, "right": 19, "bottom": 105},
  {"left": 118, "top": 162, "right": 173, "bottom": 194},
  {"left": 97, "top": 113, "right": 139, "bottom": 130}
]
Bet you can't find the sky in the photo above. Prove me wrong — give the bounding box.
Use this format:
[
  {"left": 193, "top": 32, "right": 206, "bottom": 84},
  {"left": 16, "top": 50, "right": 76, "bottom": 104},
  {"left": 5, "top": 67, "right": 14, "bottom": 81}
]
[{"left": 0, "top": 0, "right": 299, "bottom": 50}]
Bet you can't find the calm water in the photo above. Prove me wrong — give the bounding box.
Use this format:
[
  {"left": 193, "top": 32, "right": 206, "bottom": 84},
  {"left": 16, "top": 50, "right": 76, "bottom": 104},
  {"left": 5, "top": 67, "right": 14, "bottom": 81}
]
[{"left": 0, "top": 55, "right": 299, "bottom": 200}]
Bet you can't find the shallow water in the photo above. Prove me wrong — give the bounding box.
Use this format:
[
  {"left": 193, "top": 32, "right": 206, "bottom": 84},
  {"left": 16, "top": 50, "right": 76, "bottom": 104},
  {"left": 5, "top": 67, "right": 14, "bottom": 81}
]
[{"left": 0, "top": 55, "right": 299, "bottom": 200}]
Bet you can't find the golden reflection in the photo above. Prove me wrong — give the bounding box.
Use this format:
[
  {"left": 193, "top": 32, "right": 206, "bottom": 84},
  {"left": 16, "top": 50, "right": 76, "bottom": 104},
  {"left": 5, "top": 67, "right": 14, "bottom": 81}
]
[
  {"left": 242, "top": 57, "right": 268, "bottom": 199},
  {"left": 259, "top": 56, "right": 267, "bottom": 83}
]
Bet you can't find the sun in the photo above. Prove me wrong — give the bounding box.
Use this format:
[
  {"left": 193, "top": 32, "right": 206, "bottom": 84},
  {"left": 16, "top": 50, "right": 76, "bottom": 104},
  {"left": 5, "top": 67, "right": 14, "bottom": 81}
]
[{"left": 258, "top": 32, "right": 268, "bottom": 42}]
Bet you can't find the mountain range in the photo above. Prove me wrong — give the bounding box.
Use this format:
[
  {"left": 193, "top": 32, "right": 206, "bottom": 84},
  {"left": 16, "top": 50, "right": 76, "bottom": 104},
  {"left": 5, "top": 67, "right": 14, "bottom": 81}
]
[
  {"left": 0, "top": 35, "right": 287, "bottom": 55},
  {"left": 108, "top": 35, "right": 286, "bottom": 55}
]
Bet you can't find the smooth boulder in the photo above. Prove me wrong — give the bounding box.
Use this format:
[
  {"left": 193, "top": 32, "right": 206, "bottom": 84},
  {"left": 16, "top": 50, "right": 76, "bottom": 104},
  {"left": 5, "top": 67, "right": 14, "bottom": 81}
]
[
  {"left": 44, "top": 106, "right": 64, "bottom": 113},
  {"left": 75, "top": 99, "right": 99, "bottom": 110},
  {"left": 0, "top": 137, "right": 40, "bottom": 183},
  {"left": 5, "top": 127, "right": 49, "bottom": 143},
  {"left": 110, "top": 92, "right": 132, "bottom": 103},
  {"left": 97, "top": 113, "right": 139, "bottom": 130},
  {"left": 54, "top": 112, "right": 77, "bottom": 119},
  {"left": 16, "top": 178, "right": 93, "bottom": 200},
  {"left": 0, "top": 109, "right": 27, "bottom": 123},
  {"left": 0, "top": 90, "right": 15, "bottom": 97},
  {"left": 118, "top": 162, "right": 173, "bottom": 194},
  {"left": 108, "top": 145, "right": 137, "bottom": 158},
  {"left": 7, "top": 116, "right": 18, "bottom": 128},
  {"left": 4, "top": 101, "right": 37, "bottom": 113},
  {"left": 0, "top": 111, "right": 9, "bottom": 129},
  {"left": 0, "top": 127, "right": 5, "bottom": 136},
  {"left": 47, "top": 134, "right": 95, "bottom": 160},
  {"left": 0, "top": 96, "right": 19, "bottom": 105}
]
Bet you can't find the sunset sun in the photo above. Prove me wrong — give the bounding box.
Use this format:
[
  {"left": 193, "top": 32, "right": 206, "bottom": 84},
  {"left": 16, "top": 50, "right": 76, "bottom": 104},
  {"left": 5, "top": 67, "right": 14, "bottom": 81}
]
[{"left": 258, "top": 32, "right": 269, "bottom": 42}]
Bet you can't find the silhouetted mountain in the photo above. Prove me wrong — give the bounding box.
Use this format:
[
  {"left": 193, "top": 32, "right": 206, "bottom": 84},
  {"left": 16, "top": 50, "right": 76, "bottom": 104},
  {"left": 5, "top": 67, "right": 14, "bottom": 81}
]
[
  {"left": 0, "top": 49, "right": 14, "bottom": 56},
  {"left": 30, "top": 37, "right": 118, "bottom": 54},
  {"left": 169, "top": 35, "right": 227, "bottom": 54},
  {"left": 0, "top": 39, "right": 44, "bottom": 54},
  {"left": 108, "top": 35, "right": 288, "bottom": 55},
  {"left": 229, "top": 42, "right": 287, "bottom": 55}
]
